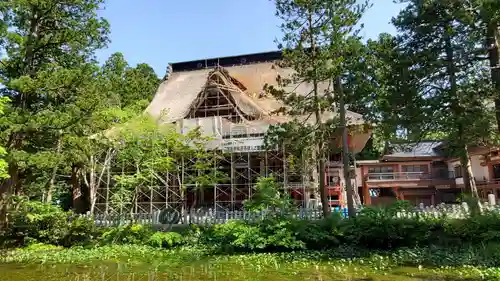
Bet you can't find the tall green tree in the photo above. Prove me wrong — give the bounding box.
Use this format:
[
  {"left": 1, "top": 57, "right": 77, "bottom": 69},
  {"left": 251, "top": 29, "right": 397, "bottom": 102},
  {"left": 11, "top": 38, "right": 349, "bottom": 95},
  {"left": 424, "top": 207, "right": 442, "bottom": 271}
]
[
  {"left": 100, "top": 52, "right": 159, "bottom": 109},
  {"left": 323, "top": 0, "right": 370, "bottom": 215},
  {"left": 393, "top": 0, "right": 497, "bottom": 196},
  {"left": 346, "top": 33, "right": 433, "bottom": 160},
  {"left": 268, "top": 0, "right": 369, "bottom": 217},
  {"left": 0, "top": 0, "right": 109, "bottom": 224},
  {"left": 468, "top": 0, "right": 500, "bottom": 132},
  {"left": 60, "top": 54, "right": 159, "bottom": 213}
]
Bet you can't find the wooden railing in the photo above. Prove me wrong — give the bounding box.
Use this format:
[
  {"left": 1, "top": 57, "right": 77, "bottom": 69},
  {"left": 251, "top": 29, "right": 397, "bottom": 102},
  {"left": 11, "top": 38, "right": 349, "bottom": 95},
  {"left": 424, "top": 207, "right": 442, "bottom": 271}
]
[
  {"left": 476, "top": 178, "right": 500, "bottom": 184},
  {"left": 476, "top": 178, "right": 500, "bottom": 187},
  {"left": 366, "top": 171, "right": 454, "bottom": 181}
]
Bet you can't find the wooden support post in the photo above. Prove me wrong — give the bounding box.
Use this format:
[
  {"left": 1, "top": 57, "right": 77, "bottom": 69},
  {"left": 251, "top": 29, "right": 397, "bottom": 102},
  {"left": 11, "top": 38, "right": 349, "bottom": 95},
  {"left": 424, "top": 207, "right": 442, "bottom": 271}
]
[{"left": 363, "top": 180, "right": 371, "bottom": 205}]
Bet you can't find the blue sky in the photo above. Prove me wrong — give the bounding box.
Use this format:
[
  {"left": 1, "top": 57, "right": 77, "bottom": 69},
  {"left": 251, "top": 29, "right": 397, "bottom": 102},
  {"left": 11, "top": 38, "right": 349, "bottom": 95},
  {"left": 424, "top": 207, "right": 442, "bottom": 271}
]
[{"left": 97, "top": 1, "right": 406, "bottom": 76}]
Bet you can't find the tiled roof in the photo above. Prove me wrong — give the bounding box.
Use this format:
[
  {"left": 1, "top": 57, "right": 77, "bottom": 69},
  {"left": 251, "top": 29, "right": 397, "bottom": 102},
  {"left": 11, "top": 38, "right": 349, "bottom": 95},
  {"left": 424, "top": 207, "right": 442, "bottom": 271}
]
[{"left": 383, "top": 141, "right": 445, "bottom": 158}]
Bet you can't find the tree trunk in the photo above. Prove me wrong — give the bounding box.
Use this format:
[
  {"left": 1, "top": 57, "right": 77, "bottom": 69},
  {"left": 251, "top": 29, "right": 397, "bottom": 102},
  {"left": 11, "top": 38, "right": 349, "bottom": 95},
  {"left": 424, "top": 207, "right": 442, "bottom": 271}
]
[
  {"left": 307, "top": 10, "right": 330, "bottom": 217},
  {"left": 71, "top": 164, "right": 86, "bottom": 213},
  {"left": 0, "top": 132, "right": 23, "bottom": 228},
  {"left": 338, "top": 76, "right": 356, "bottom": 217},
  {"left": 46, "top": 132, "right": 63, "bottom": 203},
  {"left": 352, "top": 154, "right": 362, "bottom": 208},
  {"left": 461, "top": 146, "right": 478, "bottom": 197},
  {"left": 86, "top": 149, "right": 114, "bottom": 214},
  {"left": 0, "top": 6, "right": 42, "bottom": 226},
  {"left": 88, "top": 155, "right": 96, "bottom": 214},
  {"left": 0, "top": 163, "right": 19, "bottom": 229},
  {"left": 318, "top": 147, "right": 330, "bottom": 216},
  {"left": 23, "top": 7, "right": 40, "bottom": 77},
  {"left": 487, "top": 22, "right": 500, "bottom": 132},
  {"left": 129, "top": 190, "right": 137, "bottom": 223},
  {"left": 191, "top": 188, "right": 198, "bottom": 212},
  {"left": 308, "top": 149, "right": 320, "bottom": 208},
  {"left": 445, "top": 27, "right": 478, "bottom": 198}
]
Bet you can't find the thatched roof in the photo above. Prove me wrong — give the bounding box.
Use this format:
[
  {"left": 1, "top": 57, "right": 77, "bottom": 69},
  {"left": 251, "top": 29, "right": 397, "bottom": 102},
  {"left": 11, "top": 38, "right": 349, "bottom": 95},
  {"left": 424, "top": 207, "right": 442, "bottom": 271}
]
[{"left": 145, "top": 62, "right": 365, "bottom": 128}]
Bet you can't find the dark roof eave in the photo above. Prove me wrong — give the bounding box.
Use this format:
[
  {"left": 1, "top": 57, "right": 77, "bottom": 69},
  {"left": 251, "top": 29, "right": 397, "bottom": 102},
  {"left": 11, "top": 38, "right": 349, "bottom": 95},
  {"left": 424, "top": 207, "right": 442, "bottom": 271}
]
[
  {"left": 381, "top": 156, "right": 446, "bottom": 161},
  {"left": 170, "top": 50, "right": 283, "bottom": 72}
]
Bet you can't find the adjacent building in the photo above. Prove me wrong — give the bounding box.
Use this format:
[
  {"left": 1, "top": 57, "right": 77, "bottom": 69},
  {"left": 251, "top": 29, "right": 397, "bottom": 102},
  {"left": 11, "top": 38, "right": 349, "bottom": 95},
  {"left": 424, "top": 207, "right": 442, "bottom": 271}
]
[{"left": 357, "top": 142, "right": 500, "bottom": 206}]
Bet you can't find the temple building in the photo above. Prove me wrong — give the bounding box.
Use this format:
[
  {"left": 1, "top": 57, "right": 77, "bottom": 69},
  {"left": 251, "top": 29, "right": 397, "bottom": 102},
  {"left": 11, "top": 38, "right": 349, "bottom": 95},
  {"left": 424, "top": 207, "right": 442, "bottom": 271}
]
[{"left": 94, "top": 51, "right": 371, "bottom": 214}]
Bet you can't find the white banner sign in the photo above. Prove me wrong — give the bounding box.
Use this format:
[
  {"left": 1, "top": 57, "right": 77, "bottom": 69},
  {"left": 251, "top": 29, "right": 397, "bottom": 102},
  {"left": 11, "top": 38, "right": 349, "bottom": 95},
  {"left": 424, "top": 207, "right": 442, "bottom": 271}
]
[{"left": 219, "top": 137, "right": 266, "bottom": 152}]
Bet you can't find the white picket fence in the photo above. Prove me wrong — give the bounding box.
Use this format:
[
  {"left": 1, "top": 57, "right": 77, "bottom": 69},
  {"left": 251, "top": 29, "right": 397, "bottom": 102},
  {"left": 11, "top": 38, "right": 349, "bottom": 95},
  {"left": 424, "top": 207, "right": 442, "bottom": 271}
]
[
  {"left": 81, "top": 208, "right": 327, "bottom": 227},
  {"left": 396, "top": 202, "right": 500, "bottom": 219},
  {"left": 81, "top": 203, "right": 500, "bottom": 227}
]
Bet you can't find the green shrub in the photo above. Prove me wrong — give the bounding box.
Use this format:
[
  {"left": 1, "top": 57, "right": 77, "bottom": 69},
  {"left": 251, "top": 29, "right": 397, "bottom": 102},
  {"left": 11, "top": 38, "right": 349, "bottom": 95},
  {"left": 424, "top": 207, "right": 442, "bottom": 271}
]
[
  {"left": 195, "top": 202, "right": 500, "bottom": 253},
  {"left": 244, "top": 176, "right": 296, "bottom": 216},
  {"left": 17, "top": 242, "right": 63, "bottom": 252},
  {"left": 200, "top": 220, "right": 263, "bottom": 252},
  {"left": 4, "top": 200, "right": 70, "bottom": 246},
  {"left": 291, "top": 214, "right": 343, "bottom": 250},
  {"left": 200, "top": 218, "right": 305, "bottom": 253},
  {"left": 342, "top": 206, "right": 443, "bottom": 249},
  {"left": 4, "top": 198, "right": 500, "bottom": 254},
  {"left": 443, "top": 211, "right": 500, "bottom": 244},
  {"left": 147, "top": 232, "right": 183, "bottom": 248},
  {"left": 259, "top": 218, "right": 306, "bottom": 251},
  {"left": 100, "top": 224, "right": 152, "bottom": 245},
  {"left": 63, "top": 215, "right": 101, "bottom": 247},
  {"left": 0, "top": 200, "right": 100, "bottom": 248}
]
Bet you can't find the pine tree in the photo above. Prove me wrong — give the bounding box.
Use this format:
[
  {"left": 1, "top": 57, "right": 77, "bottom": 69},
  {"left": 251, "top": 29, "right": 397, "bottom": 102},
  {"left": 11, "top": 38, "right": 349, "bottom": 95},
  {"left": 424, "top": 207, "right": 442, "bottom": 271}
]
[
  {"left": 268, "top": 0, "right": 369, "bottom": 216},
  {"left": 393, "top": 0, "right": 497, "bottom": 196},
  {"left": 0, "top": 0, "right": 109, "bottom": 224},
  {"left": 468, "top": 0, "right": 500, "bottom": 132}
]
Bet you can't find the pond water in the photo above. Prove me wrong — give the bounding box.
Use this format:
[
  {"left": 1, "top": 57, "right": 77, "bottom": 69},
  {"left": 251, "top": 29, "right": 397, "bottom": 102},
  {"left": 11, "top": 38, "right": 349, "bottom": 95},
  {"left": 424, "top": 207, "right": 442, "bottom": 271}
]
[{"left": 0, "top": 263, "right": 479, "bottom": 281}]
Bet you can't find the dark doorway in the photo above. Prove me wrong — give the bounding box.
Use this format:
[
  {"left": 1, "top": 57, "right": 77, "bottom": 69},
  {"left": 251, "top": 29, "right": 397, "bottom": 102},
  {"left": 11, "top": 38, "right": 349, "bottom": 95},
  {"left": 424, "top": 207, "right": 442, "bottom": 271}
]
[{"left": 493, "top": 164, "right": 500, "bottom": 179}]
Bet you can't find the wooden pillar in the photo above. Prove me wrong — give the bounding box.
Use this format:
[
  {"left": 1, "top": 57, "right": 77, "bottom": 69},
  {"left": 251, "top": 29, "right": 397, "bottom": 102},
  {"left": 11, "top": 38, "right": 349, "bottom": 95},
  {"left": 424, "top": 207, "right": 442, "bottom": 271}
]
[
  {"left": 392, "top": 187, "right": 400, "bottom": 200},
  {"left": 363, "top": 180, "right": 371, "bottom": 205},
  {"left": 360, "top": 166, "right": 369, "bottom": 205}
]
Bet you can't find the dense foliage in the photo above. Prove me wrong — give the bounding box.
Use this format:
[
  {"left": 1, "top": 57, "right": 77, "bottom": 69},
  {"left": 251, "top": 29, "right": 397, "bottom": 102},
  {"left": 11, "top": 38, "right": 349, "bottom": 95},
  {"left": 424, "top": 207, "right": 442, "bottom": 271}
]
[
  {"left": 0, "top": 0, "right": 160, "bottom": 225},
  {"left": 2, "top": 196, "right": 500, "bottom": 280},
  {"left": 3, "top": 198, "right": 500, "bottom": 259},
  {"left": 109, "top": 116, "right": 226, "bottom": 215},
  {"left": 265, "top": 0, "right": 371, "bottom": 217},
  {"left": 196, "top": 206, "right": 500, "bottom": 253},
  {"left": 0, "top": 199, "right": 99, "bottom": 247},
  {"left": 3, "top": 244, "right": 500, "bottom": 281}
]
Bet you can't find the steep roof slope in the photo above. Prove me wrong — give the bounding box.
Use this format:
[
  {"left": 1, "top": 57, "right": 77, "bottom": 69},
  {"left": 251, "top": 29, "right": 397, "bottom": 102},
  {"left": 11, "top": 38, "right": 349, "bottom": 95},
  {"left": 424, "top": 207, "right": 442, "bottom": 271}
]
[{"left": 145, "top": 62, "right": 364, "bottom": 126}]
